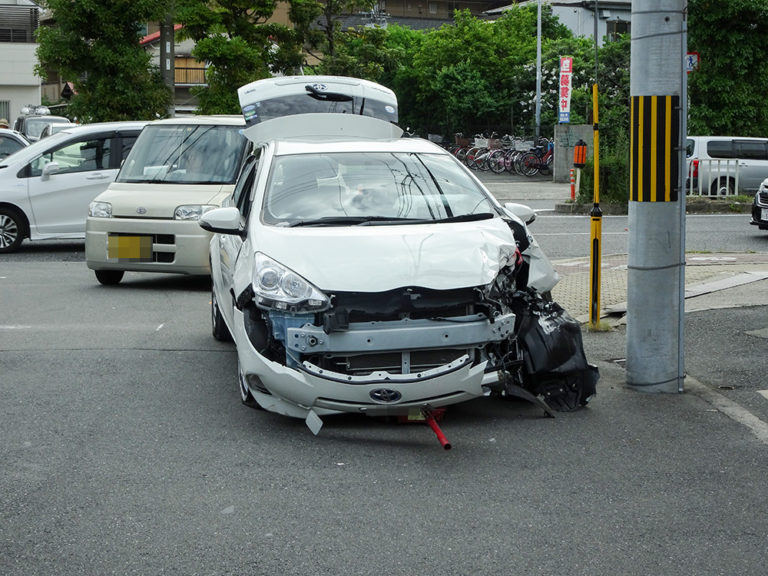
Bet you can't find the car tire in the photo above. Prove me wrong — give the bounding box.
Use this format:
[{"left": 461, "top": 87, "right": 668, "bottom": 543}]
[
  {"left": 710, "top": 177, "right": 734, "bottom": 196},
  {"left": 238, "top": 363, "right": 262, "bottom": 410},
  {"left": 95, "top": 270, "right": 125, "bottom": 285},
  {"left": 211, "top": 287, "right": 232, "bottom": 341},
  {"left": 0, "top": 207, "right": 26, "bottom": 253}
]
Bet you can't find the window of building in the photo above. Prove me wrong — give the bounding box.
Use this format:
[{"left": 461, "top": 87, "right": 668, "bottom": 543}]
[
  {"left": 606, "top": 19, "right": 630, "bottom": 42},
  {"left": 0, "top": 6, "right": 39, "bottom": 43}
]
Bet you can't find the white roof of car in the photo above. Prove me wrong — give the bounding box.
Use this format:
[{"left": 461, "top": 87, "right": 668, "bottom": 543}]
[
  {"left": 148, "top": 115, "right": 244, "bottom": 127},
  {"left": 0, "top": 121, "right": 149, "bottom": 166}
]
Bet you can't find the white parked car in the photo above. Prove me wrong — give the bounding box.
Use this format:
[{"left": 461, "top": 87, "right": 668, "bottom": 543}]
[
  {"left": 201, "top": 106, "right": 598, "bottom": 442},
  {"left": 0, "top": 128, "right": 29, "bottom": 160},
  {"left": 85, "top": 115, "right": 249, "bottom": 285},
  {"left": 0, "top": 121, "right": 147, "bottom": 253}
]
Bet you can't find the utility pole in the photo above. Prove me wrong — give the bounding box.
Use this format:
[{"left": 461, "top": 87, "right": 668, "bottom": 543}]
[
  {"left": 159, "top": 9, "right": 176, "bottom": 118},
  {"left": 626, "top": 0, "right": 687, "bottom": 393},
  {"left": 534, "top": 0, "right": 542, "bottom": 139}
]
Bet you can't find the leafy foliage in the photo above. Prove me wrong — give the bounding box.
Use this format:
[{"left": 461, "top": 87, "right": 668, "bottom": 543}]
[
  {"left": 35, "top": 0, "right": 172, "bottom": 121},
  {"left": 687, "top": 0, "right": 768, "bottom": 136},
  {"left": 175, "top": 0, "right": 310, "bottom": 114}
]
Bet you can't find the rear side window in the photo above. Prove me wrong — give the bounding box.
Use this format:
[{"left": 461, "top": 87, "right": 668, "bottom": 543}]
[
  {"left": 706, "top": 140, "right": 735, "bottom": 159},
  {"left": 734, "top": 140, "right": 768, "bottom": 160}
]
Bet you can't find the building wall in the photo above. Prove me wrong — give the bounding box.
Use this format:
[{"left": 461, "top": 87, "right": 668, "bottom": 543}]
[{"left": 0, "top": 42, "right": 41, "bottom": 121}]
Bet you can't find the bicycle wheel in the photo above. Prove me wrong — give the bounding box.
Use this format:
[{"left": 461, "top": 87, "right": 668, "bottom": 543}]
[
  {"left": 488, "top": 150, "right": 507, "bottom": 174},
  {"left": 520, "top": 152, "right": 540, "bottom": 176},
  {"left": 465, "top": 147, "right": 482, "bottom": 169},
  {"left": 476, "top": 148, "right": 491, "bottom": 171},
  {"left": 539, "top": 153, "right": 553, "bottom": 175}
]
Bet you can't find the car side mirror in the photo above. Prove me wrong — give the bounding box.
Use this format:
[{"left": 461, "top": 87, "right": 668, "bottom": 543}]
[
  {"left": 199, "top": 206, "right": 244, "bottom": 236},
  {"left": 41, "top": 161, "right": 60, "bottom": 181},
  {"left": 503, "top": 202, "right": 536, "bottom": 225}
]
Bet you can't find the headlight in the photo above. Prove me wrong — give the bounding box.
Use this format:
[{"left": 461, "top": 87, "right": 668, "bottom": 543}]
[
  {"left": 175, "top": 204, "right": 217, "bottom": 221},
  {"left": 253, "top": 253, "right": 330, "bottom": 312},
  {"left": 89, "top": 201, "right": 112, "bottom": 218}
]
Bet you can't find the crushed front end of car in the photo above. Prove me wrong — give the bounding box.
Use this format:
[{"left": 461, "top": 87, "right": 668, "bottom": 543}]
[{"left": 232, "top": 225, "right": 598, "bottom": 435}]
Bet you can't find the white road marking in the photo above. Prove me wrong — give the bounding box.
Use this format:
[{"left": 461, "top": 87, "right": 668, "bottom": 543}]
[
  {"left": 758, "top": 390, "right": 768, "bottom": 401},
  {"left": 687, "top": 378, "right": 768, "bottom": 445}
]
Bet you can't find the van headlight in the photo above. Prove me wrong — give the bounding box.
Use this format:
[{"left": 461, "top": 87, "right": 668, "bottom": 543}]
[
  {"left": 89, "top": 201, "right": 112, "bottom": 218},
  {"left": 253, "top": 253, "right": 330, "bottom": 312},
  {"left": 175, "top": 204, "right": 217, "bottom": 220}
]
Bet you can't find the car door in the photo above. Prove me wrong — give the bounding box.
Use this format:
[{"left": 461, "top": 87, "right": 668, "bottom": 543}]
[
  {"left": 24, "top": 131, "right": 118, "bottom": 236},
  {"left": 217, "top": 154, "right": 260, "bottom": 327},
  {"left": 733, "top": 139, "right": 768, "bottom": 194}
]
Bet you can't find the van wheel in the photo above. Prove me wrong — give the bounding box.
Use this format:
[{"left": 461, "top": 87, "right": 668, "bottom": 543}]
[
  {"left": 95, "top": 270, "right": 124, "bottom": 285},
  {"left": 0, "top": 207, "right": 26, "bottom": 253},
  {"left": 710, "top": 177, "right": 734, "bottom": 196}
]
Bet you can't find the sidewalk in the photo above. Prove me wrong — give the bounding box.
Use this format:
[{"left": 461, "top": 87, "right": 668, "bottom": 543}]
[{"left": 552, "top": 252, "right": 768, "bottom": 323}]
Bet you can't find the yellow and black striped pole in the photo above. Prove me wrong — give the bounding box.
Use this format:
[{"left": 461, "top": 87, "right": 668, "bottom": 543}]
[
  {"left": 588, "top": 83, "right": 602, "bottom": 329},
  {"left": 629, "top": 95, "right": 680, "bottom": 202}
]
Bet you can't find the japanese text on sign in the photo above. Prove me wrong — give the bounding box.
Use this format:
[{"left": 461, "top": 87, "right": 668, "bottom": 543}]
[{"left": 559, "top": 56, "right": 573, "bottom": 123}]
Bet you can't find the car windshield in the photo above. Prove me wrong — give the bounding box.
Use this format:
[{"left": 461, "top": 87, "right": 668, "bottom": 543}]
[
  {"left": 117, "top": 124, "right": 247, "bottom": 184},
  {"left": 25, "top": 117, "right": 70, "bottom": 140},
  {"left": 262, "top": 152, "right": 499, "bottom": 226}
]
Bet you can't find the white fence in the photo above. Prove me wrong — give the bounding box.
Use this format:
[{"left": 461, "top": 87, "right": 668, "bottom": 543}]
[{"left": 686, "top": 159, "right": 741, "bottom": 196}]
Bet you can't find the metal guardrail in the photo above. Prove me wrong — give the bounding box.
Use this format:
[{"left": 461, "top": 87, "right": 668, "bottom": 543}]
[{"left": 686, "top": 158, "right": 741, "bottom": 196}]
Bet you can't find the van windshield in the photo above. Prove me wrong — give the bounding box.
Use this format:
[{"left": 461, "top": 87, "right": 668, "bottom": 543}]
[{"left": 117, "top": 124, "right": 247, "bottom": 184}]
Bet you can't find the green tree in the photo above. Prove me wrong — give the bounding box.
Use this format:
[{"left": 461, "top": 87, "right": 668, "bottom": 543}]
[
  {"left": 378, "top": 6, "right": 572, "bottom": 138},
  {"left": 311, "top": 25, "right": 403, "bottom": 84},
  {"left": 308, "top": 0, "right": 375, "bottom": 63},
  {"left": 175, "top": 0, "right": 312, "bottom": 114},
  {"left": 688, "top": 0, "right": 768, "bottom": 135},
  {"left": 35, "top": 0, "right": 172, "bottom": 122}
]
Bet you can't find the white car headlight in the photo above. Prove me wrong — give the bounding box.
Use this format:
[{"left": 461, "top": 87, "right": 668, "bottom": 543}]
[
  {"left": 88, "top": 201, "right": 112, "bottom": 218},
  {"left": 175, "top": 204, "right": 217, "bottom": 221},
  {"left": 253, "top": 253, "right": 330, "bottom": 312}
]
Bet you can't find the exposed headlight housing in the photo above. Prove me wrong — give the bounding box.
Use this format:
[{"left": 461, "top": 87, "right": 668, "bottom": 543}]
[
  {"left": 175, "top": 204, "right": 217, "bottom": 221},
  {"left": 253, "top": 253, "right": 330, "bottom": 313},
  {"left": 88, "top": 201, "right": 112, "bottom": 218}
]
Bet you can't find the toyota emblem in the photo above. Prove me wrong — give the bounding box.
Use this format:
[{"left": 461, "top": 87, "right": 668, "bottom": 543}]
[{"left": 369, "top": 388, "right": 402, "bottom": 403}]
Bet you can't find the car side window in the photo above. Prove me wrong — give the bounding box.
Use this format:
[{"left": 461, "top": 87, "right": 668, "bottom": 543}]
[
  {"left": 28, "top": 135, "right": 112, "bottom": 177},
  {"left": 118, "top": 134, "right": 139, "bottom": 167},
  {"left": 0, "top": 135, "right": 24, "bottom": 160},
  {"left": 232, "top": 152, "right": 261, "bottom": 222}
]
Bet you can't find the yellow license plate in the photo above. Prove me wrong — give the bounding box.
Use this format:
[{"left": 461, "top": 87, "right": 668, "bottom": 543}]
[{"left": 107, "top": 235, "right": 152, "bottom": 261}]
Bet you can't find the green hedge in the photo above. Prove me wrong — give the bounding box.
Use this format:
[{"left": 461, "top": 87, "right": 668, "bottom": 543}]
[{"left": 576, "top": 136, "right": 630, "bottom": 205}]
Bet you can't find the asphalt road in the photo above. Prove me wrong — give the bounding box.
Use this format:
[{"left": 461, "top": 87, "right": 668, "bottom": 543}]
[
  {"left": 2, "top": 180, "right": 768, "bottom": 575},
  {"left": 2, "top": 261, "right": 767, "bottom": 576}
]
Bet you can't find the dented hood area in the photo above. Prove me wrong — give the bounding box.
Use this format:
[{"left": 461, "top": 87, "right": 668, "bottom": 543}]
[{"left": 250, "top": 217, "right": 519, "bottom": 292}]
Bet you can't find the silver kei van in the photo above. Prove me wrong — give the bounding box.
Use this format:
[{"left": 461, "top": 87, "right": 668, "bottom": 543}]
[
  {"left": 85, "top": 115, "right": 249, "bottom": 285},
  {"left": 686, "top": 136, "right": 768, "bottom": 196}
]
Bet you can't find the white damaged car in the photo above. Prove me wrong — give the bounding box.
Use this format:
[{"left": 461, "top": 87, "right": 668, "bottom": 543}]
[{"left": 201, "top": 112, "right": 597, "bottom": 442}]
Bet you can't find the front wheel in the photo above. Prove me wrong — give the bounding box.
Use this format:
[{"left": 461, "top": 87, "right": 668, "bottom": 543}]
[
  {"left": 0, "top": 207, "right": 26, "bottom": 253},
  {"left": 238, "top": 363, "right": 262, "bottom": 410},
  {"left": 211, "top": 287, "right": 232, "bottom": 341},
  {"left": 95, "top": 270, "right": 124, "bottom": 285}
]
